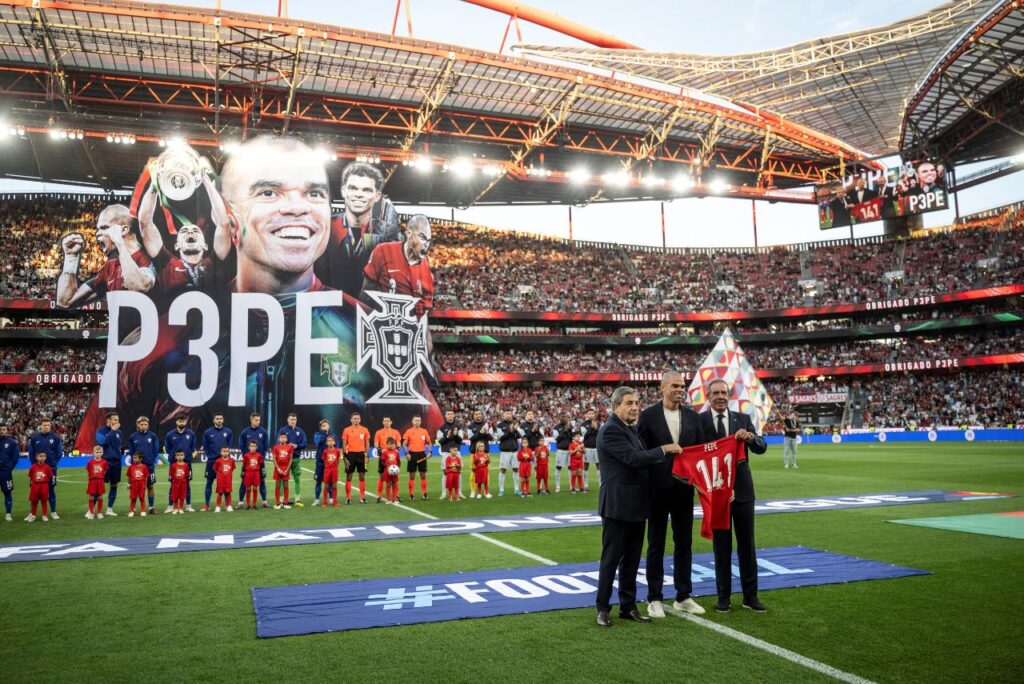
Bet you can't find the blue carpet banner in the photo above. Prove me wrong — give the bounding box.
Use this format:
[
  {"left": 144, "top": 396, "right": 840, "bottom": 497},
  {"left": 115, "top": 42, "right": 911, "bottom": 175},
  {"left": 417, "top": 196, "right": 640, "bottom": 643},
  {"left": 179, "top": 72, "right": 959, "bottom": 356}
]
[
  {"left": 0, "top": 490, "right": 1011, "bottom": 564},
  {"left": 251, "top": 546, "right": 929, "bottom": 637}
]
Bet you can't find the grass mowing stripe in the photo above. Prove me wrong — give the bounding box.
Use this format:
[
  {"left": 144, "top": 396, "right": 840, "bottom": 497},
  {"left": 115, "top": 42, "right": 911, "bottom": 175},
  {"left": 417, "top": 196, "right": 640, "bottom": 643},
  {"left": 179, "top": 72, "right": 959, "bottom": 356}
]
[
  {"left": 395, "top": 493, "right": 873, "bottom": 681},
  {"left": 390, "top": 499, "right": 560, "bottom": 566},
  {"left": 665, "top": 606, "right": 877, "bottom": 684}
]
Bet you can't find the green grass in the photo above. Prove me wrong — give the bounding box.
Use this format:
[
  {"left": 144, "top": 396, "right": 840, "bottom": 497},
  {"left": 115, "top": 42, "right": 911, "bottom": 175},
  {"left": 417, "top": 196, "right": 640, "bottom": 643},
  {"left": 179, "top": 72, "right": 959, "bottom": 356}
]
[{"left": 0, "top": 444, "right": 1022, "bottom": 683}]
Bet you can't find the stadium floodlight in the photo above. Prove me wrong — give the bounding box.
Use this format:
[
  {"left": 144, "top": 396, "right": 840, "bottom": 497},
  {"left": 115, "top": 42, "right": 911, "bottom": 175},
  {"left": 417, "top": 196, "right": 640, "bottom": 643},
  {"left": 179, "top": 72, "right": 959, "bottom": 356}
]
[
  {"left": 708, "top": 178, "right": 728, "bottom": 194},
  {"left": 219, "top": 140, "right": 240, "bottom": 153},
  {"left": 105, "top": 133, "right": 114, "bottom": 143},
  {"left": 412, "top": 155, "right": 433, "bottom": 173},
  {"left": 642, "top": 175, "right": 664, "bottom": 188},
  {"left": 166, "top": 136, "right": 187, "bottom": 149},
  {"left": 672, "top": 174, "right": 693, "bottom": 192},
  {"left": 314, "top": 147, "right": 337, "bottom": 164},
  {"left": 602, "top": 169, "right": 630, "bottom": 187},
  {"left": 482, "top": 163, "right": 504, "bottom": 177},
  {"left": 447, "top": 157, "right": 475, "bottom": 179},
  {"left": 568, "top": 166, "right": 591, "bottom": 184}
]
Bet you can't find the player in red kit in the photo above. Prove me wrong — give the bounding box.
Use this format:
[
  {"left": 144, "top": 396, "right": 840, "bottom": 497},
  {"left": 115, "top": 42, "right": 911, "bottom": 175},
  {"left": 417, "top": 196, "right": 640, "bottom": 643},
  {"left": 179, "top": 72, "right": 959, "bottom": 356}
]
[
  {"left": 380, "top": 437, "right": 403, "bottom": 504},
  {"left": 213, "top": 446, "right": 236, "bottom": 512},
  {"left": 271, "top": 433, "right": 295, "bottom": 509},
  {"left": 568, "top": 433, "right": 585, "bottom": 493},
  {"left": 168, "top": 451, "right": 191, "bottom": 514},
  {"left": 516, "top": 439, "right": 534, "bottom": 497},
  {"left": 443, "top": 446, "right": 462, "bottom": 501},
  {"left": 471, "top": 441, "right": 491, "bottom": 499},
  {"left": 26, "top": 452, "right": 54, "bottom": 522},
  {"left": 321, "top": 435, "right": 342, "bottom": 507},
  {"left": 85, "top": 445, "right": 109, "bottom": 519},
  {"left": 534, "top": 441, "right": 550, "bottom": 495},
  {"left": 126, "top": 452, "right": 150, "bottom": 517},
  {"left": 242, "top": 441, "right": 263, "bottom": 511}
]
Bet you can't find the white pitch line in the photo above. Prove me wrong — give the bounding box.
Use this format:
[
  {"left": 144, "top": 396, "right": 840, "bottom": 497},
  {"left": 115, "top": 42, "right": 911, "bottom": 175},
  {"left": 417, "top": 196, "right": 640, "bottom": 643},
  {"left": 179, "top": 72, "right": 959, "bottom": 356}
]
[
  {"left": 309, "top": 463, "right": 872, "bottom": 682},
  {"left": 664, "top": 606, "right": 876, "bottom": 684}
]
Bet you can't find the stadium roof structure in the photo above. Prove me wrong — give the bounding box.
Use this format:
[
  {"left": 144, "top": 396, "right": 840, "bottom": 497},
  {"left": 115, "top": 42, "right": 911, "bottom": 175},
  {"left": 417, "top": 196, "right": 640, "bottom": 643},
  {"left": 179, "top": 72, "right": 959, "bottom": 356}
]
[
  {"left": 0, "top": 0, "right": 873, "bottom": 204},
  {"left": 517, "top": 0, "right": 1019, "bottom": 161}
]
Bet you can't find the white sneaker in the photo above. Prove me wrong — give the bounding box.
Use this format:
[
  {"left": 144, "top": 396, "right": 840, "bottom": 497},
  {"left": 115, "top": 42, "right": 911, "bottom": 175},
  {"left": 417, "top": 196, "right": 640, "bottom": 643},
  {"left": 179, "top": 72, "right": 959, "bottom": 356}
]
[
  {"left": 42, "top": 515, "right": 49, "bottom": 521},
  {"left": 24, "top": 514, "right": 35, "bottom": 522},
  {"left": 784, "top": 464, "right": 790, "bottom": 469},
  {"left": 485, "top": 493, "right": 492, "bottom": 499},
  {"left": 214, "top": 506, "right": 221, "bottom": 513},
  {"left": 226, "top": 506, "right": 234, "bottom": 512},
  {"left": 50, "top": 512, "right": 60, "bottom": 520},
  {"left": 647, "top": 601, "right": 666, "bottom": 618},
  {"left": 468, "top": 491, "right": 475, "bottom": 499},
  {"left": 128, "top": 511, "right": 135, "bottom": 518},
  {"left": 283, "top": 505, "right": 292, "bottom": 509},
  {"left": 141, "top": 511, "right": 147, "bottom": 517},
  {"left": 164, "top": 506, "right": 174, "bottom": 514},
  {"left": 4, "top": 514, "right": 11, "bottom": 522},
  {"left": 555, "top": 486, "right": 561, "bottom": 493},
  {"left": 97, "top": 513, "right": 104, "bottom": 520},
  {"left": 793, "top": 464, "right": 798, "bottom": 469},
  {"left": 85, "top": 512, "right": 94, "bottom": 520},
  {"left": 274, "top": 504, "right": 282, "bottom": 510},
  {"left": 673, "top": 598, "right": 706, "bottom": 615},
  {"left": 105, "top": 508, "right": 118, "bottom": 516},
  {"left": 186, "top": 505, "right": 196, "bottom": 512}
]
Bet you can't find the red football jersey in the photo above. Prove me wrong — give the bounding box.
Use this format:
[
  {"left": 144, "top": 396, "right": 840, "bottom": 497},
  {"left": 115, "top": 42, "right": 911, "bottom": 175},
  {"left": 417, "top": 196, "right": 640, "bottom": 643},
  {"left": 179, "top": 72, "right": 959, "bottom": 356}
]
[
  {"left": 444, "top": 455, "right": 462, "bottom": 474},
  {"left": 28, "top": 463, "right": 53, "bottom": 484},
  {"left": 534, "top": 446, "right": 549, "bottom": 463},
  {"left": 382, "top": 449, "right": 402, "bottom": 469},
  {"left": 673, "top": 436, "right": 747, "bottom": 540},
  {"left": 85, "top": 248, "right": 154, "bottom": 296},
  {"left": 516, "top": 448, "right": 533, "bottom": 465},
  {"left": 472, "top": 453, "right": 490, "bottom": 470},
  {"left": 215, "top": 456, "right": 236, "bottom": 477},
  {"left": 363, "top": 241, "right": 434, "bottom": 316},
  {"left": 322, "top": 447, "right": 342, "bottom": 469},
  {"left": 157, "top": 248, "right": 213, "bottom": 293},
  {"left": 127, "top": 463, "right": 148, "bottom": 482},
  {"left": 272, "top": 444, "right": 295, "bottom": 471},
  {"left": 243, "top": 452, "right": 263, "bottom": 472},
  {"left": 86, "top": 458, "right": 109, "bottom": 481},
  {"left": 169, "top": 462, "right": 191, "bottom": 481},
  {"left": 568, "top": 441, "right": 585, "bottom": 468}
]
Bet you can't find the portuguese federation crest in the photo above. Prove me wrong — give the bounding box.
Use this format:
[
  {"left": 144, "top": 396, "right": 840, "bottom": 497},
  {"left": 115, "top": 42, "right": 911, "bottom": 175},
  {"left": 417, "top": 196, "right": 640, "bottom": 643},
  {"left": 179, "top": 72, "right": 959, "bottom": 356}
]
[{"left": 357, "top": 291, "right": 431, "bottom": 405}]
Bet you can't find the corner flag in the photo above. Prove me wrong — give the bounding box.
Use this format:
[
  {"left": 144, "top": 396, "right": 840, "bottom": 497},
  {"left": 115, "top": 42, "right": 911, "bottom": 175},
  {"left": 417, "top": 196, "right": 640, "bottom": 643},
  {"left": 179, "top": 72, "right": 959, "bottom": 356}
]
[{"left": 687, "top": 328, "right": 773, "bottom": 433}]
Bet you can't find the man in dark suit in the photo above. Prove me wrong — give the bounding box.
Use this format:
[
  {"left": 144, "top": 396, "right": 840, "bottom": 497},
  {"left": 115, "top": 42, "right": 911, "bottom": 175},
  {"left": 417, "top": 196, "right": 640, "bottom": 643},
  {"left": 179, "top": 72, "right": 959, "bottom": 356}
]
[
  {"left": 595, "top": 386, "right": 681, "bottom": 628},
  {"left": 844, "top": 176, "right": 878, "bottom": 206},
  {"left": 637, "top": 371, "right": 707, "bottom": 618},
  {"left": 698, "top": 378, "right": 768, "bottom": 613}
]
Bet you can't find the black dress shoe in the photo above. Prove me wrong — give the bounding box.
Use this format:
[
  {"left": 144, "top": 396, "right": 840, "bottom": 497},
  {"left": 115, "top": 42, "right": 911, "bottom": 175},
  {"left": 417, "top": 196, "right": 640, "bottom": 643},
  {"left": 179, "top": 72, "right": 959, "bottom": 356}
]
[
  {"left": 714, "top": 600, "right": 732, "bottom": 613},
  {"left": 742, "top": 598, "right": 767, "bottom": 613},
  {"left": 596, "top": 610, "right": 612, "bottom": 627},
  {"left": 618, "top": 608, "right": 652, "bottom": 623}
]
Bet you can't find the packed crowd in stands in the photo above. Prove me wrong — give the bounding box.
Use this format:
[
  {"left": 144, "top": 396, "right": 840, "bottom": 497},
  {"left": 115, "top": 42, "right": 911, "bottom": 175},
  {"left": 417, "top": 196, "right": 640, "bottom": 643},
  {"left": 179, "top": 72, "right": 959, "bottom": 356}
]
[
  {"left": 433, "top": 329, "right": 1024, "bottom": 373},
  {"left": 0, "top": 196, "right": 110, "bottom": 298},
  {"left": 0, "top": 346, "right": 106, "bottom": 373},
  {"left": 0, "top": 386, "right": 93, "bottom": 448},
  {"left": 430, "top": 218, "right": 1024, "bottom": 313},
  {"left": 856, "top": 370, "right": 1024, "bottom": 429}
]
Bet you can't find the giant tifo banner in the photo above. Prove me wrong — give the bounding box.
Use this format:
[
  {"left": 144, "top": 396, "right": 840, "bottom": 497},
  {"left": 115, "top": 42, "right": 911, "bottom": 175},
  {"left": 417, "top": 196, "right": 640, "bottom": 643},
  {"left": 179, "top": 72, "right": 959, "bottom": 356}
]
[
  {"left": 42, "top": 138, "right": 442, "bottom": 452},
  {"left": 816, "top": 159, "right": 950, "bottom": 229}
]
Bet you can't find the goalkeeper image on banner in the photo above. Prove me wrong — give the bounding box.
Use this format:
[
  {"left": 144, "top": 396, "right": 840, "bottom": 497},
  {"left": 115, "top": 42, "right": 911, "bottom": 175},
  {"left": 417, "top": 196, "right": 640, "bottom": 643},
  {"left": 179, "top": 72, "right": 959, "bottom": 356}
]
[{"left": 698, "top": 378, "right": 768, "bottom": 614}]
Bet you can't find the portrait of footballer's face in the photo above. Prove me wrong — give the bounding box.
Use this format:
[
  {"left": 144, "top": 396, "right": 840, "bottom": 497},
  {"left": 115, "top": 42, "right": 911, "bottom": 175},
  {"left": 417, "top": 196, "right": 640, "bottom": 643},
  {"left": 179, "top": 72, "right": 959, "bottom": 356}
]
[
  {"left": 224, "top": 140, "right": 331, "bottom": 281},
  {"left": 917, "top": 163, "right": 937, "bottom": 186},
  {"left": 341, "top": 172, "right": 381, "bottom": 218},
  {"left": 95, "top": 209, "right": 130, "bottom": 253},
  {"left": 174, "top": 223, "right": 208, "bottom": 257}
]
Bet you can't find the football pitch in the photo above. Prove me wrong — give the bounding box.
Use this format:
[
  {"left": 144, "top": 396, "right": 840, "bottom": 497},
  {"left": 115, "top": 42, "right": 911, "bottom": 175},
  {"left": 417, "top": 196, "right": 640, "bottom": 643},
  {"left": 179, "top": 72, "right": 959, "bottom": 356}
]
[{"left": 1, "top": 443, "right": 1022, "bottom": 683}]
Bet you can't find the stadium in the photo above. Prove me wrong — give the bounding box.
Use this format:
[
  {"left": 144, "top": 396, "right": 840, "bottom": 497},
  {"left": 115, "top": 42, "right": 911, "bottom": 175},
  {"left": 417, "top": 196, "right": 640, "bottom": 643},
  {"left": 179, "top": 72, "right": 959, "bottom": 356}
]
[{"left": 0, "top": 0, "right": 1022, "bottom": 681}]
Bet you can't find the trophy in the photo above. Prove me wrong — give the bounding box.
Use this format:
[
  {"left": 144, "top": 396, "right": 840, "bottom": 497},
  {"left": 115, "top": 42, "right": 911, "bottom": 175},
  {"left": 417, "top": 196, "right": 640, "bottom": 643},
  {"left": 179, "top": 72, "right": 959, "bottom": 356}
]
[{"left": 152, "top": 145, "right": 208, "bottom": 202}]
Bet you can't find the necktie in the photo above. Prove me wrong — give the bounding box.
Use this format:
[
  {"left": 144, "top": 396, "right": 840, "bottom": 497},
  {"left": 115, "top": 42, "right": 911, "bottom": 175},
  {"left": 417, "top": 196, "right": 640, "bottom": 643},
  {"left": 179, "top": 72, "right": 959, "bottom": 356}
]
[{"left": 717, "top": 413, "right": 726, "bottom": 439}]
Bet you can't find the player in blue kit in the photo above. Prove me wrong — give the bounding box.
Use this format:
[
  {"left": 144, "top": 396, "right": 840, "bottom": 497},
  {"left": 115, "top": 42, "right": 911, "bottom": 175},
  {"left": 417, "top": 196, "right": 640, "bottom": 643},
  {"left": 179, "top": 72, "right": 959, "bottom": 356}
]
[
  {"left": 238, "top": 412, "right": 269, "bottom": 509},
  {"left": 95, "top": 411, "right": 124, "bottom": 516},
  {"left": 27, "top": 418, "right": 62, "bottom": 519},
  {"left": 163, "top": 414, "right": 197, "bottom": 513},
  {"left": 127, "top": 416, "right": 160, "bottom": 514},
  {"left": 201, "top": 413, "right": 233, "bottom": 511},
  {"left": 0, "top": 424, "right": 20, "bottom": 521}
]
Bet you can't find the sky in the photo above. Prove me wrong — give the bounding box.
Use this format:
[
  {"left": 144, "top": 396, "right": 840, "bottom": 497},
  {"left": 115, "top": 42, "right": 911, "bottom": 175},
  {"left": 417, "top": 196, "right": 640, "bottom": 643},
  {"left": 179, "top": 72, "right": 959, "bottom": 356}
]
[{"left": 3, "top": 0, "right": 1022, "bottom": 247}]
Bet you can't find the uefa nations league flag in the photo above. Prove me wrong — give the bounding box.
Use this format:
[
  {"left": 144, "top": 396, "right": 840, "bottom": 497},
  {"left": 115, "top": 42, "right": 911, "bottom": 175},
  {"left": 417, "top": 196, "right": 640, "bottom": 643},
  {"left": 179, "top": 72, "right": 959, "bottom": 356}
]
[{"left": 687, "top": 328, "right": 773, "bottom": 432}]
